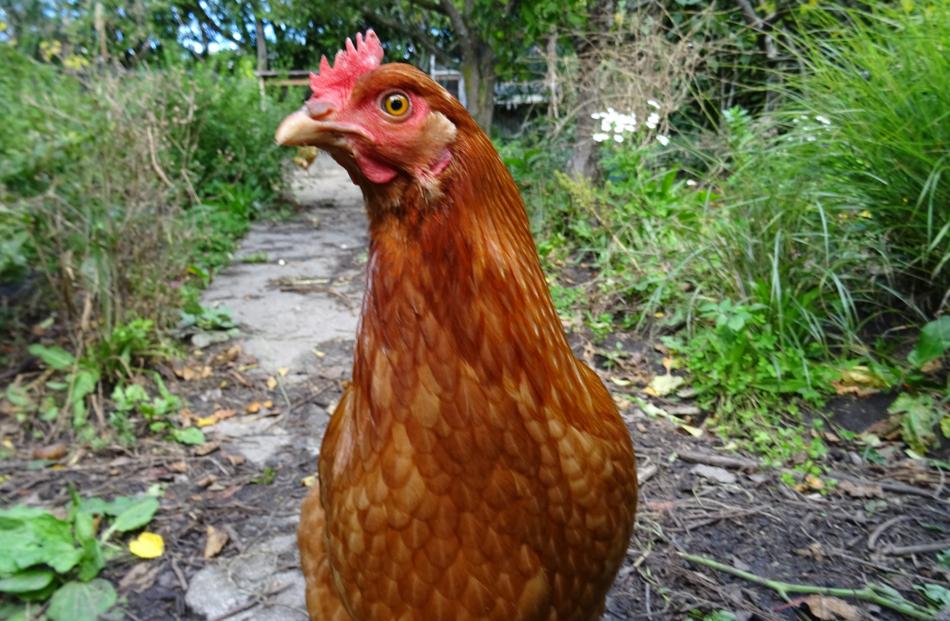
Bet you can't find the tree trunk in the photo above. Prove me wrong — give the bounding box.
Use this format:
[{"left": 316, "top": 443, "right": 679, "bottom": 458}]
[
  {"left": 568, "top": 0, "right": 614, "bottom": 179},
  {"left": 461, "top": 41, "right": 495, "bottom": 133},
  {"left": 255, "top": 16, "right": 268, "bottom": 72}
]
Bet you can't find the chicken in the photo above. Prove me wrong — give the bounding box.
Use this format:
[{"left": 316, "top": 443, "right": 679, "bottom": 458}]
[{"left": 275, "top": 30, "right": 637, "bottom": 621}]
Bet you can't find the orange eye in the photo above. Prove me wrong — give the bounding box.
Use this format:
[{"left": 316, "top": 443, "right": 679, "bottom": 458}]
[{"left": 381, "top": 92, "right": 411, "bottom": 118}]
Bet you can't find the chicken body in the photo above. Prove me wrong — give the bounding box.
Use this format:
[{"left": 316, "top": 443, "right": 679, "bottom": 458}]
[{"left": 278, "top": 32, "right": 637, "bottom": 621}]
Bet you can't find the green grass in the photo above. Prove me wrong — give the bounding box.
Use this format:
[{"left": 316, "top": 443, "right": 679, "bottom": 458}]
[
  {"left": 0, "top": 50, "right": 288, "bottom": 444},
  {"left": 501, "top": 1, "right": 950, "bottom": 464}
]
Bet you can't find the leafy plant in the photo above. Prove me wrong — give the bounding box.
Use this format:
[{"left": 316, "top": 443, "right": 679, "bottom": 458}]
[
  {"left": 889, "top": 393, "right": 946, "bottom": 455},
  {"left": 0, "top": 491, "right": 160, "bottom": 620}
]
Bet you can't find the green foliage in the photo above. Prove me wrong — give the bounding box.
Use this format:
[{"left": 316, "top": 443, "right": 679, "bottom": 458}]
[
  {"left": 1, "top": 48, "right": 285, "bottom": 445},
  {"left": 889, "top": 393, "right": 946, "bottom": 455},
  {"left": 0, "top": 491, "right": 159, "bottom": 620},
  {"left": 789, "top": 2, "right": 950, "bottom": 301},
  {"left": 109, "top": 377, "right": 201, "bottom": 446},
  {"left": 908, "top": 316, "right": 950, "bottom": 369}
]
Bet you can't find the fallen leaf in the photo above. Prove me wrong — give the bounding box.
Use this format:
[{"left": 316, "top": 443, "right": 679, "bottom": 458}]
[
  {"left": 195, "top": 474, "right": 217, "bottom": 487},
  {"left": 802, "top": 595, "right": 860, "bottom": 620},
  {"left": 266, "top": 377, "right": 278, "bottom": 390},
  {"left": 795, "top": 474, "right": 825, "bottom": 493},
  {"left": 167, "top": 461, "right": 188, "bottom": 474},
  {"left": 794, "top": 542, "right": 825, "bottom": 561},
  {"left": 246, "top": 401, "right": 261, "bottom": 414},
  {"left": 203, "top": 525, "right": 229, "bottom": 559},
  {"left": 224, "top": 454, "right": 245, "bottom": 466},
  {"left": 312, "top": 349, "right": 326, "bottom": 358},
  {"left": 33, "top": 443, "right": 67, "bottom": 461},
  {"left": 262, "top": 400, "right": 273, "bottom": 409},
  {"left": 832, "top": 365, "right": 887, "bottom": 396},
  {"left": 196, "top": 408, "right": 236, "bottom": 428},
  {"left": 837, "top": 480, "right": 883, "bottom": 498},
  {"left": 609, "top": 377, "right": 632, "bottom": 387},
  {"left": 690, "top": 464, "right": 737, "bottom": 485},
  {"left": 301, "top": 475, "right": 316, "bottom": 488},
  {"left": 128, "top": 532, "right": 164, "bottom": 559},
  {"left": 193, "top": 441, "right": 220, "bottom": 456},
  {"left": 644, "top": 373, "right": 684, "bottom": 397},
  {"left": 119, "top": 563, "right": 162, "bottom": 592},
  {"left": 278, "top": 367, "right": 289, "bottom": 377}
]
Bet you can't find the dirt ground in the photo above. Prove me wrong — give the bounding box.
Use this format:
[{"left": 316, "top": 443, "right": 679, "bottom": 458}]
[{"left": 1, "top": 158, "right": 948, "bottom": 621}]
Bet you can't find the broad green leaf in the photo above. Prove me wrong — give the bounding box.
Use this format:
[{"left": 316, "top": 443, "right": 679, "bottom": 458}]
[
  {"left": 889, "top": 393, "right": 940, "bottom": 454},
  {"left": 171, "top": 427, "right": 205, "bottom": 445},
  {"left": 0, "top": 568, "right": 55, "bottom": 593},
  {"left": 27, "top": 345, "right": 75, "bottom": 371},
  {"left": 0, "top": 510, "right": 83, "bottom": 574},
  {"left": 46, "top": 580, "right": 116, "bottom": 621},
  {"left": 111, "top": 497, "right": 159, "bottom": 532},
  {"left": 5, "top": 384, "right": 33, "bottom": 409},
  {"left": 908, "top": 316, "right": 950, "bottom": 367}
]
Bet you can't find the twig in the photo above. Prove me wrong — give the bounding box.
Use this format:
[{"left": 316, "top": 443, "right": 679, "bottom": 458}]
[
  {"left": 867, "top": 515, "right": 911, "bottom": 551},
  {"left": 676, "top": 449, "right": 947, "bottom": 503},
  {"left": 883, "top": 541, "right": 950, "bottom": 556},
  {"left": 679, "top": 552, "right": 936, "bottom": 620},
  {"left": 637, "top": 464, "right": 658, "bottom": 486}
]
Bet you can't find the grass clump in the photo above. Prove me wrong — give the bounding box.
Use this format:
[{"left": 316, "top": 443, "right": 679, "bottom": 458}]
[{"left": 0, "top": 50, "right": 287, "bottom": 445}]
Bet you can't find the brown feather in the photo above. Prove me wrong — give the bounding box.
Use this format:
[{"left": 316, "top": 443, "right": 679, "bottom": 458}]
[{"left": 298, "top": 63, "right": 637, "bottom": 621}]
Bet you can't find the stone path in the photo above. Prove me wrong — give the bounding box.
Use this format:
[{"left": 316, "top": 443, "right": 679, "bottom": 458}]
[{"left": 184, "top": 157, "right": 367, "bottom": 620}]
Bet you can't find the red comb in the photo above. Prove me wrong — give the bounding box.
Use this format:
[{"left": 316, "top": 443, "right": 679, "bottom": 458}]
[{"left": 309, "top": 31, "right": 384, "bottom": 99}]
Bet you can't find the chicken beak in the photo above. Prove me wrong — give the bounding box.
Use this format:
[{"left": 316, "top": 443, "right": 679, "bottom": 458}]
[
  {"left": 275, "top": 105, "right": 372, "bottom": 149},
  {"left": 275, "top": 109, "right": 324, "bottom": 147}
]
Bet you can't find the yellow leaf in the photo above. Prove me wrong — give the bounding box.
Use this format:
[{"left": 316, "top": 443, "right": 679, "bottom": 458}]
[
  {"left": 312, "top": 349, "right": 326, "bottom": 358},
  {"left": 301, "top": 475, "right": 316, "bottom": 488},
  {"left": 266, "top": 377, "right": 278, "bottom": 390},
  {"left": 246, "top": 402, "right": 261, "bottom": 414},
  {"left": 277, "top": 367, "right": 289, "bottom": 377},
  {"left": 129, "top": 532, "right": 164, "bottom": 559},
  {"left": 609, "top": 377, "right": 631, "bottom": 387},
  {"left": 1, "top": 438, "right": 13, "bottom": 450},
  {"left": 644, "top": 373, "right": 684, "bottom": 397},
  {"left": 262, "top": 400, "right": 273, "bottom": 409}
]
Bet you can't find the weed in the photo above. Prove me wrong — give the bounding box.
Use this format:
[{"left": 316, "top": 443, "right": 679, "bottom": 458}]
[{"left": 0, "top": 490, "right": 160, "bottom": 620}]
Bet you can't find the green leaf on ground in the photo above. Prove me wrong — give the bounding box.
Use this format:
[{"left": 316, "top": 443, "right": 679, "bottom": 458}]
[
  {"left": 27, "top": 344, "right": 76, "bottom": 370},
  {"left": 0, "top": 568, "right": 56, "bottom": 594},
  {"left": 46, "top": 580, "right": 116, "bottom": 621},
  {"left": 889, "top": 393, "right": 940, "bottom": 454},
  {"left": 170, "top": 427, "right": 205, "bottom": 445},
  {"left": 111, "top": 497, "right": 160, "bottom": 533}
]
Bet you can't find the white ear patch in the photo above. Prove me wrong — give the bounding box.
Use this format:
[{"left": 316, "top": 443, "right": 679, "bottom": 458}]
[{"left": 414, "top": 112, "right": 458, "bottom": 197}]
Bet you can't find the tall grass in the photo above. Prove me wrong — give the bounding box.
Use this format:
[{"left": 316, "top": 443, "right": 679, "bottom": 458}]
[{"left": 788, "top": 3, "right": 950, "bottom": 308}]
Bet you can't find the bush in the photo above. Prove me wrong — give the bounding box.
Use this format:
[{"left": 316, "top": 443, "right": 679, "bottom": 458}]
[
  {"left": 0, "top": 49, "right": 287, "bottom": 440},
  {"left": 0, "top": 50, "right": 284, "bottom": 345}
]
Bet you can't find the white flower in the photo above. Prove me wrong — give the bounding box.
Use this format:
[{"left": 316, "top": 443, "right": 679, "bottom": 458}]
[
  {"left": 815, "top": 114, "right": 831, "bottom": 126},
  {"left": 647, "top": 99, "right": 661, "bottom": 110},
  {"left": 656, "top": 135, "right": 670, "bottom": 146},
  {"left": 613, "top": 134, "right": 624, "bottom": 143},
  {"left": 686, "top": 179, "right": 697, "bottom": 187},
  {"left": 646, "top": 112, "right": 660, "bottom": 129},
  {"left": 592, "top": 133, "right": 609, "bottom": 143}
]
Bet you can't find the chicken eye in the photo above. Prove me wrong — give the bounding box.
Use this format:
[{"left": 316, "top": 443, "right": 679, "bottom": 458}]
[{"left": 381, "top": 92, "right": 411, "bottom": 118}]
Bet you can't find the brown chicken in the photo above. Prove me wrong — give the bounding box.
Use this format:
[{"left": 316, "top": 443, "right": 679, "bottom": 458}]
[{"left": 275, "top": 31, "right": 637, "bottom": 621}]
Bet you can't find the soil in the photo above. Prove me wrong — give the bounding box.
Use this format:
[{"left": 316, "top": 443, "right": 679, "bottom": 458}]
[{"left": 1, "top": 157, "right": 948, "bottom": 621}]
